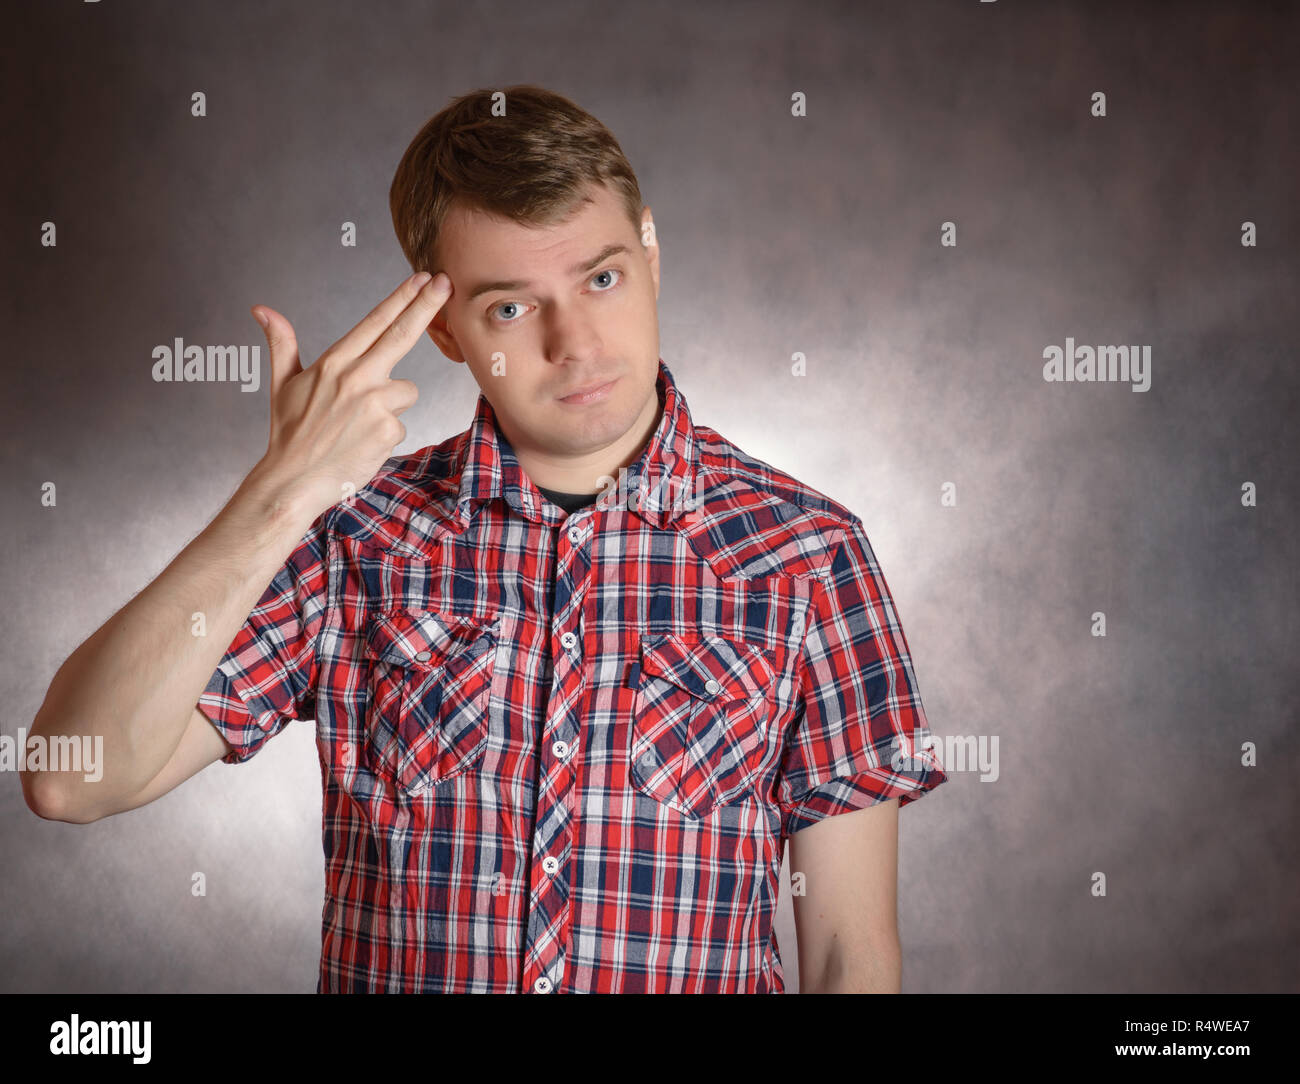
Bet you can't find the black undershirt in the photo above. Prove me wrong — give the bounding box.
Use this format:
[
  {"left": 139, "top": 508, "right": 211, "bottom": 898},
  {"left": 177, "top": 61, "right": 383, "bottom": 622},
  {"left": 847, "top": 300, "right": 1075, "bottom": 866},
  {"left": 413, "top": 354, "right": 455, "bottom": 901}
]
[{"left": 537, "top": 485, "right": 600, "bottom": 515}]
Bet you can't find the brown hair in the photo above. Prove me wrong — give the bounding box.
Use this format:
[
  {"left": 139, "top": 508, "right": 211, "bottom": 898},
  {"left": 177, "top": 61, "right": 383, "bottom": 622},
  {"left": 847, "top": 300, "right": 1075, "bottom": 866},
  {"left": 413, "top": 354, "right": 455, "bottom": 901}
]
[{"left": 389, "top": 84, "right": 645, "bottom": 274}]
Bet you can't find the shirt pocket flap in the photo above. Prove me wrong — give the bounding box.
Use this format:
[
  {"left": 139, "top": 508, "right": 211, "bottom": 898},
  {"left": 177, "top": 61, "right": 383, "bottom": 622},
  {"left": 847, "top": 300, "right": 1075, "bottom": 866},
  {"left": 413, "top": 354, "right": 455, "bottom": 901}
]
[
  {"left": 364, "top": 609, "right": 499, "bottom": 670},
  {"left": 639, "top": 632, "right": 775, "bottom": 703}
]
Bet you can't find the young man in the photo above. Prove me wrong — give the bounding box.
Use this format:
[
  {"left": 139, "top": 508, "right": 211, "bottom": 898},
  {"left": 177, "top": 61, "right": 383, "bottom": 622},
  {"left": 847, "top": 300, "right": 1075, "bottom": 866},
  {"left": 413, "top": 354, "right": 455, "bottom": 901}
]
[{"left": 23, "top": 85, "right": 946, "bottom": 994}]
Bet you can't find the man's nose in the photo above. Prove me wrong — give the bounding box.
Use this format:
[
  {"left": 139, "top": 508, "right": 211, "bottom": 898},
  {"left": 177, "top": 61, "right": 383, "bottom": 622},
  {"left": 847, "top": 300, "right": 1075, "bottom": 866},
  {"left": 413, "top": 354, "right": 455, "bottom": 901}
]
[{"left": 543, "top": 301, "right": 603, "bottom": 364}]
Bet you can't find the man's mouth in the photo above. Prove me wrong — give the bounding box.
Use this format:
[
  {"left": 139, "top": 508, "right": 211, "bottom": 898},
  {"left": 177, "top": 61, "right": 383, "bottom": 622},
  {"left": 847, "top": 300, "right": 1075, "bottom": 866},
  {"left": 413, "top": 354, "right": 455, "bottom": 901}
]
[{"left": 558, "top": 378, "right": 617, "bottom": 405}]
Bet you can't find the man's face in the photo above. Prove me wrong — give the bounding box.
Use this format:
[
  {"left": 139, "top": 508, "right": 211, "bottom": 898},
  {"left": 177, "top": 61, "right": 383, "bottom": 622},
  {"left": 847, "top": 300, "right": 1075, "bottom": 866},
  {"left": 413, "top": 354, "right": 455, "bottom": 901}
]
[{"left": 424, "top": 180, "right": 662, "bottom": 492}]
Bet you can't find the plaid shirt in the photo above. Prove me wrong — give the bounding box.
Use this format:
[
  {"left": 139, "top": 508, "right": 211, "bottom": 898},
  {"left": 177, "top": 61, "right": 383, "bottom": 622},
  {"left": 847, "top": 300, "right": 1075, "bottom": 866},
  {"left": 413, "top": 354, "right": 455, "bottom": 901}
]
[{"left": 199, "top": 358, "right": 946, "bottom": 993}]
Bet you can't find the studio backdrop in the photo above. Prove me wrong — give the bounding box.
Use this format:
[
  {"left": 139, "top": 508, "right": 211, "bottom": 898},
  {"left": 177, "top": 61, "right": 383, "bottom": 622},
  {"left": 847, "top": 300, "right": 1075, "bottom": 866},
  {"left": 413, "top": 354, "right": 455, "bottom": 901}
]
[{"left": 1, "top": 0, "right": 1295, "bottom": 993}]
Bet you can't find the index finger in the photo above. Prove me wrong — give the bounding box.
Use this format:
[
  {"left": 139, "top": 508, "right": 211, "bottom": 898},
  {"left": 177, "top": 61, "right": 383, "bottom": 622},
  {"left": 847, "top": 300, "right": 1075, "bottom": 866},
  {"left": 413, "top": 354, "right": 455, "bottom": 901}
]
[
  {"left": 330, "top": 271, "right": 440, "bottom": 364},
  {"left": 356, "top": 272, "right": 453, "bottom": 377}
]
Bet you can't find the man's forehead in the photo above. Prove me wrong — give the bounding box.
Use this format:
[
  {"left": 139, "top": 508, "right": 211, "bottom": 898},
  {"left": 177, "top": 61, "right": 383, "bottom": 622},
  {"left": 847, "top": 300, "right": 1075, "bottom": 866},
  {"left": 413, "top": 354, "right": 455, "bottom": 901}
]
[{"left": 440, "top": 188, "right": 637, "bottom": 290}]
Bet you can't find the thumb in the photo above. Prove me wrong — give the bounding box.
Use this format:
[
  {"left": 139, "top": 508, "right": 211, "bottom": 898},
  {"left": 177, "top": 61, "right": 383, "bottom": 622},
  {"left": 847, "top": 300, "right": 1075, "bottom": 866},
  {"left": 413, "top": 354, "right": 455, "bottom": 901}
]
[{"left": 252, "top": 306, "right": 302, "bottom": 402}]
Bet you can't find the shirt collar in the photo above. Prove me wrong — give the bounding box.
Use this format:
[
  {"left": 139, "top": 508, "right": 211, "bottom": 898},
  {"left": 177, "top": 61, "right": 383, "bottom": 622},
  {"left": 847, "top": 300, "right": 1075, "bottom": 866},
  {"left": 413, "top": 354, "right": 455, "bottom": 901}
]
[{"left": 455, "top": 358, "right": 699, "bottom": 530}]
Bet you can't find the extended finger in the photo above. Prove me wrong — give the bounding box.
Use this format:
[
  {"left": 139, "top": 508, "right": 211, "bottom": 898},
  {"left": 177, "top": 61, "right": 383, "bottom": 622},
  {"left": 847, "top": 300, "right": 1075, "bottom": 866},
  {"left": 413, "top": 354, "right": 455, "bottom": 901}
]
[
  {"left": 356, "top": 273, "right": 452, "bottom": 378},
  {"left": 328, "top": 271, "right": 435, "bottom": 364}
]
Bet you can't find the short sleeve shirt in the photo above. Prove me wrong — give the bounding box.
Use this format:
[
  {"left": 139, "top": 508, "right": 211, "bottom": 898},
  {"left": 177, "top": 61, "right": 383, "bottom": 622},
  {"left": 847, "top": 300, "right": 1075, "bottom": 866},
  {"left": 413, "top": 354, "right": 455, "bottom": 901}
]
[{"left": 197, "top": 358, "right": 947, "bottom": 993}]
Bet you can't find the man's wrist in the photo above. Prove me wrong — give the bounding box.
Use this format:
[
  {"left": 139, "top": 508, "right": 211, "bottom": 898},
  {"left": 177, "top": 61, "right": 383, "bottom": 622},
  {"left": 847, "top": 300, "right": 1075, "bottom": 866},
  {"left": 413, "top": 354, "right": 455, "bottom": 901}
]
[{"left": 230, "top": 458, "right": 324, "bottom": 545}]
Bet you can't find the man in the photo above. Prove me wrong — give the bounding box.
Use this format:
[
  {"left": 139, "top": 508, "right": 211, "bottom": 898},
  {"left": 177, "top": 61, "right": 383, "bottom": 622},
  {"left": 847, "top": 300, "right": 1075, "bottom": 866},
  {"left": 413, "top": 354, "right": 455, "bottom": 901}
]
[{"left": 22, "top": 85, "right": 946, "bottom": 993}]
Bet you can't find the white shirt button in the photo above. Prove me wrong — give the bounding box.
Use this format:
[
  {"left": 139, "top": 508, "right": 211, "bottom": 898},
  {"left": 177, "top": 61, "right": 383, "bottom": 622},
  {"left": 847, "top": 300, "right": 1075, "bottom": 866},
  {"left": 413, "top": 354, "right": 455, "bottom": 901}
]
[
  {"left": 533, "top": 977, "right": 552, "bottom": 993},
  {"left": 552, "top": 740, "right": 569, "bottom": 759},
  {"left": 414, "top": 650, "right": 432, "bottom": 662},
  {"left": 704, "top": 678, "right": 721, "bottom": 695},
  {"left": 542, "top": 855, "right": 560, "bottom": 875},
  {"left": 568, "top": 527, "right": 583, "bottom": 544},
  {"left": 640, "top": 750, "right": 656, "bottom": 767},
  {"left": 560, "top": 631, "right": 577, "bottom": 650}
]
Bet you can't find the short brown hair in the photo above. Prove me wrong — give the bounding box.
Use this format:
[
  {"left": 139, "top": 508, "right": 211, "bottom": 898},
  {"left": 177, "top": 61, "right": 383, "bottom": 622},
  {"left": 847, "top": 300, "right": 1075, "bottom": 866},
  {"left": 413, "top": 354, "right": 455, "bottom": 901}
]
[{"left": 389, "top": 84, "right": 645, "bottom": 274}]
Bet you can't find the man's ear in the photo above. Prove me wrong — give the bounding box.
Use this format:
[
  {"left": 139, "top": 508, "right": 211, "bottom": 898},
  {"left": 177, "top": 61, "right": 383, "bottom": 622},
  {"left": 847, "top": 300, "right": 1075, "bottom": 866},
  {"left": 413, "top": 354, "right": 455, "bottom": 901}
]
[
  {"left": 425, "top": 305, "right": 465, "bottom": 364},
  {"left": 641, "top": 205, "right": 660, "bottom": 300}
]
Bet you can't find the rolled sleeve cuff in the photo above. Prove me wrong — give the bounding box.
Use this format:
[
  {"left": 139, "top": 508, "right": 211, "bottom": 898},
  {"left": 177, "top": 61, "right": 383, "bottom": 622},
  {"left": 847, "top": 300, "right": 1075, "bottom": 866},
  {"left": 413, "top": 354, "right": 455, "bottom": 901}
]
[
  {"left": 196, "top": 664, "right": 293, "bottom": 765},
  {"left": 781, "top": 759, "right": 948, "bottom": 837}
]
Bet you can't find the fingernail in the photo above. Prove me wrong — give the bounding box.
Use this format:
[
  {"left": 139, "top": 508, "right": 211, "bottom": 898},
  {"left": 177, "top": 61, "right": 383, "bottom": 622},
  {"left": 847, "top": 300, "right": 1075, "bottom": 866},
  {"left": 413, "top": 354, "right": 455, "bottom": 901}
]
[
  {"left": 253, "top": 308, "right": 269, "bottom": 328},
  {"left": 412, "top": 271, "right": 432, "bottom": 288}
]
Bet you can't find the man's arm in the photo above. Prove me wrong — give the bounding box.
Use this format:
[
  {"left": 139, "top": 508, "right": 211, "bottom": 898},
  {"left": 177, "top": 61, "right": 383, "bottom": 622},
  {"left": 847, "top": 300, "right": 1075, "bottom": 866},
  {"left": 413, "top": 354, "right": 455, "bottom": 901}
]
[
  {"left": 21, "top": 471, "right": 320, "bottom": 824},
  {"left": 20, "top": 271, "right": 448, "bottom": 823},
  {"left": 31, "top": 708, "right": 235, "bottom": 825},
  {"left": 788, "top": 797, "right": 901, "bottom": 993}
]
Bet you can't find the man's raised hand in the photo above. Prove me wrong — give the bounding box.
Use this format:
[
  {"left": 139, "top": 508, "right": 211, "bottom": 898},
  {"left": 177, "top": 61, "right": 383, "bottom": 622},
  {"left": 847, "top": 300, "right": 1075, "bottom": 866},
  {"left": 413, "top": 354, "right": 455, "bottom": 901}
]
[{"left": 249, "top": 270, "right": 451, "bottom": 522}]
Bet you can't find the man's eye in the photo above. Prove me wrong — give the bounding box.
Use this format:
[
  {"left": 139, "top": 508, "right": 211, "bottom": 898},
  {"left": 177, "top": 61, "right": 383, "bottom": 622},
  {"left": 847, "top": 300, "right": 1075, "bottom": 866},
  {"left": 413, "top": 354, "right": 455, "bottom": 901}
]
[{"left": 490, "top": 269, "right": 622, "bottom": 323}]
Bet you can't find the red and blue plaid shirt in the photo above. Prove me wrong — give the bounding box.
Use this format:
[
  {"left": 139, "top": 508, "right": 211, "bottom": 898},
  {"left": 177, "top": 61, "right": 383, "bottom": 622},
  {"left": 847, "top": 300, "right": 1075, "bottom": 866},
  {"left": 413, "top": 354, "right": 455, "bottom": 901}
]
[{"left": 199, "top": 358, "right": 946, "bottom": 993}]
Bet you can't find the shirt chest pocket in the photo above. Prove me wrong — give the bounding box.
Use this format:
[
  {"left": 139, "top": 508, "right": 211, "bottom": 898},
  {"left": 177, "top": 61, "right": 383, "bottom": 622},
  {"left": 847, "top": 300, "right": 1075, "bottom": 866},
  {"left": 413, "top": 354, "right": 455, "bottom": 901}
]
[
  {"left": 630, "top": 632, "right": 778, "bottom": 819},
  {"left": 362, "top": 609, "right": 500, "bottom": 795}
]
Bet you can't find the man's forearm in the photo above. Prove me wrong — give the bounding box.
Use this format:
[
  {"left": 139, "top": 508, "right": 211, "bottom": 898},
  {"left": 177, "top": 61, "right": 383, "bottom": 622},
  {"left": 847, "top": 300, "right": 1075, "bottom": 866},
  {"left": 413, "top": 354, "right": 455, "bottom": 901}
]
[
  {"left": 21, "top": 461, "right": 319, "bottom": 821},
  {"left": 800, "top": 935, "right": 902, "bottom": 994}
]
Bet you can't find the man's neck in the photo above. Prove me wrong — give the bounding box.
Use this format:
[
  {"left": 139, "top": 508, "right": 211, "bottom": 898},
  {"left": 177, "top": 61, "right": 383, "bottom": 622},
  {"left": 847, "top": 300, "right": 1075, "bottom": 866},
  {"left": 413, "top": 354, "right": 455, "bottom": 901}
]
[{"left": 512, "top": 393, "right": 663, "bottom": 494}]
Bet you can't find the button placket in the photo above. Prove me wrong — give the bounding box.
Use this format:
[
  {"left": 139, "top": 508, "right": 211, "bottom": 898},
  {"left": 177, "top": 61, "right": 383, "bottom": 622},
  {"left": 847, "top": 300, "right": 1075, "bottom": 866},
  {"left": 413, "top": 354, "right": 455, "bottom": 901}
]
[{"left": 523, "top": 513, "right": 590, "bottom": 995}]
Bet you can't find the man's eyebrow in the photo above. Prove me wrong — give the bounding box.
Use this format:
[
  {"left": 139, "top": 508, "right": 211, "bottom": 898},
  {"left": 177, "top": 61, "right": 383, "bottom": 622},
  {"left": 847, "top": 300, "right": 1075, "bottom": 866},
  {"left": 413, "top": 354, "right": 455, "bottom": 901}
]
[{"left": 464, "top": 243, "right": 632, "bottom": 301}]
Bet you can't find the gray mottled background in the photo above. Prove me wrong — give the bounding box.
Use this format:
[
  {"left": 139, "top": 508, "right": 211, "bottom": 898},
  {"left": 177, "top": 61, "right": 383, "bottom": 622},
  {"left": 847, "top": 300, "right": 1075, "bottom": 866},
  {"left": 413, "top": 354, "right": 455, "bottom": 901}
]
[{"left": 2, "top": 0, "right": 1296, "bottom": 993}]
